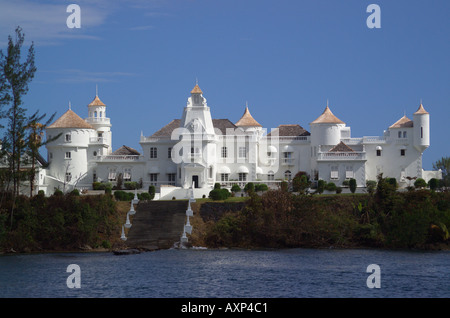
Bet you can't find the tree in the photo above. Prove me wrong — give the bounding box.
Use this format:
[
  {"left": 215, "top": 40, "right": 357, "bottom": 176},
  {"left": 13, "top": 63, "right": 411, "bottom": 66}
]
[
  {"left": 317, "top": 180, "right": 325, "bottom": 194},
  {"left": 0, "top": 26, "right": 37, "bottom": 197},
  {"left": 292, "top": 172, "right": 311, "bottom": 194},
  {"left": 433, "top": 157, "right": 450, "bottom": 187},
  {"left": 428, "top": 178, "right": 438, "bottom": 192}
]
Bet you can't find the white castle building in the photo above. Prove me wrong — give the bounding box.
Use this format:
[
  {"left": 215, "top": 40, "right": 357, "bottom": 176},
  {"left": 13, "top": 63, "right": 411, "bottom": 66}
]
[{"left": 36, "top": 84, "right": 441, "bottom": 198}]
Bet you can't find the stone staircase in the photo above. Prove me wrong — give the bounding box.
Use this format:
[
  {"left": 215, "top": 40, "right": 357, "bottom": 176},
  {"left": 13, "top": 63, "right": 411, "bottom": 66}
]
[{"left": 125, "top": 200, "right": 188, "bottom": 250}]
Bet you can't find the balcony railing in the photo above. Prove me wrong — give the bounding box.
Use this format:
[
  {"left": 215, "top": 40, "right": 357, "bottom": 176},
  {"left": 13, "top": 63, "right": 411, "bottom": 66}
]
[
  {"left": 86, "top": 117, "right": 111, "bottom": 125},
  {"left": 220, "top": 180, "right": 282, "bottom": 189},
  {"left": 281, "top": 158, "right": 295, "bottom": 165},
  {"left": 96, "top": 155, "right": 144, "bottom": 162},
  {"left": 317, "top": 152, "right": 366, "bottom": 161},
  {"left": 90, "top": 137, "right": 107, "bottom": 144}
]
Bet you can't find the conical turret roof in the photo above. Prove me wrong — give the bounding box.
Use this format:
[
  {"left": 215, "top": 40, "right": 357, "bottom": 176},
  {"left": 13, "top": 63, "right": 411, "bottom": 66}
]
[
  {"left": 48, "top": 109, "right": 94, "bottom": 129},
  {"left": 235, "top": 106, "right": 262, "bottom": 127},
  {"left": 88, "top": 95, "right": 106, "bottom": 106},
  {"left": 414, "top": 103, "right": 429, "bottom": 115},
  {"left": 311, "top": 106, "right": 345, "bottom": 124},
  {"left": 190, "top": 84, "right": 203, "bottom": 94}
]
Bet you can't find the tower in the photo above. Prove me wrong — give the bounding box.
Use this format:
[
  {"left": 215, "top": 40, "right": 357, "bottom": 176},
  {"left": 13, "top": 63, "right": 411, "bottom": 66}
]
[
  {"left": 310, "top": 104, "right": 346, "bottom": 147},
  {"left": 85, "top": 90, "right": 112, "bottom": 154},
  {"left": 413, "top": 102, "right": 430, "bottom": 153}
]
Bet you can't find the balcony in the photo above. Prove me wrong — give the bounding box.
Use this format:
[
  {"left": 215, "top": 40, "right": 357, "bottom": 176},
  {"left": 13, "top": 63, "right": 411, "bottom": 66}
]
[
  {"left": 85, "top": 117, "right": 111, "bottom": 126},
  {"left": 317, "top": 152, "right": 366, "bottom": 161},
  {"left": 96, "top": 155, "right": 144, "bottom": 162},
  {"left": 281, "top": 158, "right": 295, "bottom": 165},
  {"left": 89, "top": 137, "right": 107, "bottom": 145}
]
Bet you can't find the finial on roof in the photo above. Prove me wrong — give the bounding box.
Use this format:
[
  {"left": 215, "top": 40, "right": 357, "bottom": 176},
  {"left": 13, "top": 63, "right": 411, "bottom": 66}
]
[
  {"left": 69, "top": 101, "right": 71, "bottom": 110},
  {"left": 195, "top": 77, "right": 198, "bottom": 85},
  {"left": 327, "top": 99, "right": 329, "bottom": 107},
  {"left": 96, "top": 84, "right": 98, "bottom": 97}
]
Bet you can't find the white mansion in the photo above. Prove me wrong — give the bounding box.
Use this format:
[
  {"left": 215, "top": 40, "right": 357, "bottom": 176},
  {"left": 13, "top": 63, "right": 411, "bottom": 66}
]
[{"left": 36, "top": 84, "right": 441, "bottom": 198}]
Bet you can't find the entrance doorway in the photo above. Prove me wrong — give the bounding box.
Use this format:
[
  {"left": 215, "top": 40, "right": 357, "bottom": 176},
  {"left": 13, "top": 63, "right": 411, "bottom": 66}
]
[{"left": 192, "top": 175, "right": 199, "bottom": 188}]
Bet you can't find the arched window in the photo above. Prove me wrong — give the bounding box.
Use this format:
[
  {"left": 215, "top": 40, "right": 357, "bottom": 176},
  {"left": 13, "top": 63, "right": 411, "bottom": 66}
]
[
  {"left": 99, "top": 111, "right": 102, "bottom": 118},
  {"left": 284, "top": 170, "right": 292, "bottom": 180},
  {"left": 94, "top": 111, "right": 97, "bottom": 118}
]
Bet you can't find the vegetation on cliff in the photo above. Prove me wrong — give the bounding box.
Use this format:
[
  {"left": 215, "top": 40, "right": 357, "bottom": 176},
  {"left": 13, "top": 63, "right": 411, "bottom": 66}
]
[
  {"left": 192, "top": 175, "right": 450, "bottom": 250},
  {"left": 0, "top": 192, "right": 126, "bottom": 252}
]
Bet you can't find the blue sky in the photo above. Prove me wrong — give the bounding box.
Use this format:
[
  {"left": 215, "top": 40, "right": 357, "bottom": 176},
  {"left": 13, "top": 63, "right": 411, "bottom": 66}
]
[{"left": 0, "top": 0, "right": 449, "bottom": 170}]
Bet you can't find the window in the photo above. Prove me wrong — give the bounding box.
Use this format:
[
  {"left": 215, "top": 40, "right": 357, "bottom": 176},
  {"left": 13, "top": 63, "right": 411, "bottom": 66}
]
[
  {"left": 221, "top": 147, "right": 228, "bottom": 158},
  {"left": 93, "top": 171, "right": 97, "bottom": 182},
  {"left": 168, "top": 147, "right": 172, "bottom": 159},
  {"left": 65, "top": 152, "right": 71, "bottom": 159},
  {"left": 49, "top": 152, "right": 53, "bottom": 160},
  {"left": 238, "top": 173, "right": 247, "bottom": 181},
  {"left": 283, "top": 152, "right": 293, "bottom": 164},
  {"left": 93, "top": 151, "right": 97, "bottom": 157},
  {"left": 238, "top": 146, "right": 246, "bottom": 158},
  {"left": 268, "top": 171, "right": 275, "bottom": 181},
  {"left": 401, "top": 149, "right": 406, "bottom": 156},
  {"left": 94, "top": 111, "right": 97, "bottom": 117},
  {"left": 150, "top": 147, "right": 157, "bottom": 158},
  {"left": 403, "top": 131, "right": 407, "bottom": 138},
  {"left": 345, "top": 166, "right": 354, "bottom": 179},
  {"left": 221, "top": 173, "right": 229, "bottom": 182},
  {"left": 149, "top": 173, "right": 158, "bottom": 185},
  {"left": 284, "top": 170, "right": 292, "bottom": 180},
  {"left": 65, "top": 134, "right": 71, "bottom": 142},
  {"left": 168, "top": 173, "right": 176, "bottom": 185},
  {"left": 398, "top": 131, "right": 402, "bottom": 138},
  {"left": 331, "top": 166, "right": 339, "bottom": 180},
  {"left": 209, "top": 166, "right": 213, "bottom": 178},
  {"left": 65, "top": 172, "right": 72, "bottom": 183},
  {"left": 99, "top": 111, "right": 102, "bottom": 118},
  {"left": 421, "top": 127, "right": 423, "bottom": 138},
  {"left": 376, "top": 149, "right": 381, "bottom": 156},
  {"left": 108, "top": 169, "right": 117, "bottom": 181},
  {"left": 123, "top": 168, "right": 131, "bottom": 181}
]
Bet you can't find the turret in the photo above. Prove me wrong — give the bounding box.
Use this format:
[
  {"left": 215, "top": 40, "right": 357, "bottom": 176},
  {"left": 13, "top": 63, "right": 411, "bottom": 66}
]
[
  {"left": 413, "top": 103, "right": 430, "bottom": 153},
  {"left": 234, "top": 103, "right": 262, "bottom": 134},
  {"left": 85, "top": 90, "right": 112, "bottom": 154},
  {"left": 310, "top": 104, "right": 346, "bottom": 147}
]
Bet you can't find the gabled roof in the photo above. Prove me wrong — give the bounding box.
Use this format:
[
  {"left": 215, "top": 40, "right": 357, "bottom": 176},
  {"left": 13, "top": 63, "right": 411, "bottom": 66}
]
[
  {"left": 414, "top": 103, "right": 429, "bottom": 115},
  {"left": 267, "top": 124, "right": 310, "bottom": 137},
  {"left": 47, "top": 109, "right": 94, "bottom": 129},
  {"left": 329, "top": 141, "right": 354, "bottom": 152},
  {"left": 191, "top": 84, "right": 203, "bottom": 94},
  {"left": 389, "top": 115, "right": 413, "bottom": 128},
  {"left": 235, "top": 107, "right": 262, "bottom": 127},
  {"left": 149, "top": 119, "right": 238, "bottom": 137},
  {"left": 311, "top": 106, "right": 345, "bottom": 125},
  {"left": 112, "top": 145, "right": 141, "bottom": 156},
  {"left": 88, "top": 95, "right": 106, "bottom": 107}
]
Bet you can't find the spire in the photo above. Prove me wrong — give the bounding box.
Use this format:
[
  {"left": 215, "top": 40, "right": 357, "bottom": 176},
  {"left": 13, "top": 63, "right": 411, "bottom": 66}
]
[
  {"left": 68, "top": 101, "right": 71, "bottom": 110},
  {"left": 414, "top": 101, "right": 429, "bottom": 115},
  {"left": 96, "top": 84, "right": 98, "bottom": 97}
]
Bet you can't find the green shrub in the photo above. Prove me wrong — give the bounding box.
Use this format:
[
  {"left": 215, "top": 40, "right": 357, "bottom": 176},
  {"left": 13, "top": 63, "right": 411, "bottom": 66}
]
[
  {"left": 53, "top": 189, "right": 63, "bottom": 196},
  {"left": 209, "top": 188, "right": 231, "bottom": 201},
  {"left": 70, "top": 189, "right": 80, "bottom": 196},
  {"left": 342, "top": 180, "right": 350, "bottom": 187},
  {"left": 244, "top": 182, "right": 255, "bottom": 193},
  {"left": 255, "top": 183, "right": 268, "bottom": 192},
  {"left": 414, "top": 178, "right": 427, "bottom": 189},
  {"left": 349, "top": 178, "right": 357, "bottom": 193},
  {"left": 325, "top": 182, "right": 337, "bottom": 192},
  {"left": 336, "top": 186, "right": 342, "bottom": 194},
  {"left": 138, "top": 192, "right": 151, "bottom": 200},
  {"left": 148, "top": 185, "right": 155, "bottom": 200},
  {"left": 214, "top": 183, "right": 221, "bottom": 189},
  {"left": 428, "top": 178, "right": 438, "bottom": 191},
  {"left": 124, "top": 181, "right": 139, "bottom": 190},
  {"left": 317, "top": 180, "right": 325, "bottom": 194},
  {"left": 231, "top": 184, "right": 241, "bottom": 193},
  {"left": 366, "top": 180, "right": 377, "bottom": 194},
  {"left": 114, "top": 190, "right": 134, "bottom": 201}
]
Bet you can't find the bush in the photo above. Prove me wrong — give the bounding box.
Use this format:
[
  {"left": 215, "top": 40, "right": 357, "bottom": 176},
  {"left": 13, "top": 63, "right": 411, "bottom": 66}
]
[
  {"left": 148, "top": 185, "right": 155, "bottom": 200},
  {"left": 209, "top": 188, "right": 231, "bottom": 201},
  {"left": 342, "top": 180, "right": 350, "bottom": 187},
  {"left": 317, "top": 180, "right": 325, "bottom": 194},
  {"left": 428, "top": 178, "right": 438, "bottom": 191},
  {"left": 114, "top": 190, "right": 134, "bottom": 201},
  {"left": 387, "top": 178, "right": 397, "bottom": 188},
  {"left": 53, "top": 188, "right": 63, "bottom": 196},
  {"left": 214, "top": 183, "right": 221, "bottom": 189},
  {"left": 349, "top": 178, "right": 357, "bottom": 193},
  {"left": 292, "top": 172, "right": 311, "bottom": 193},
  {"left": 70, "top": 189, "right": 80, "bottom": 196},
  {"left": 138, "top": 192, "right": 151, "bottom": 200},
  {"left": 244, "top": 182, "right": 255, "bottom": 193},
  {"left": 255, "top": 183, "right": 268, "bottom": 192},
  {"left": 124, "top": 181, "right": 139, "bottom": 190},
  {"left": 414, "top": 178, "right": 427, "bottom": 189},
  {"left": 325, "top": 182, "right": 337, "bottom": 192},
  {"left": 336, "top": 186, "right": 342, "bottom": 194},
  {"left": 366, "top": 180, "right": 377, "bottom": 194},
  {"left": 93, "top": 182, "right": 112, "bottom": 191},
  {"left": 231, "top": 184, "right": 241, "bottom": 193}
]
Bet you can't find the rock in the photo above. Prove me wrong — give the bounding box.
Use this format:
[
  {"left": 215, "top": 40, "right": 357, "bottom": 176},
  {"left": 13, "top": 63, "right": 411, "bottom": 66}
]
[{"left": 113, "top": 249, "right": 141, "bottom": 255}]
